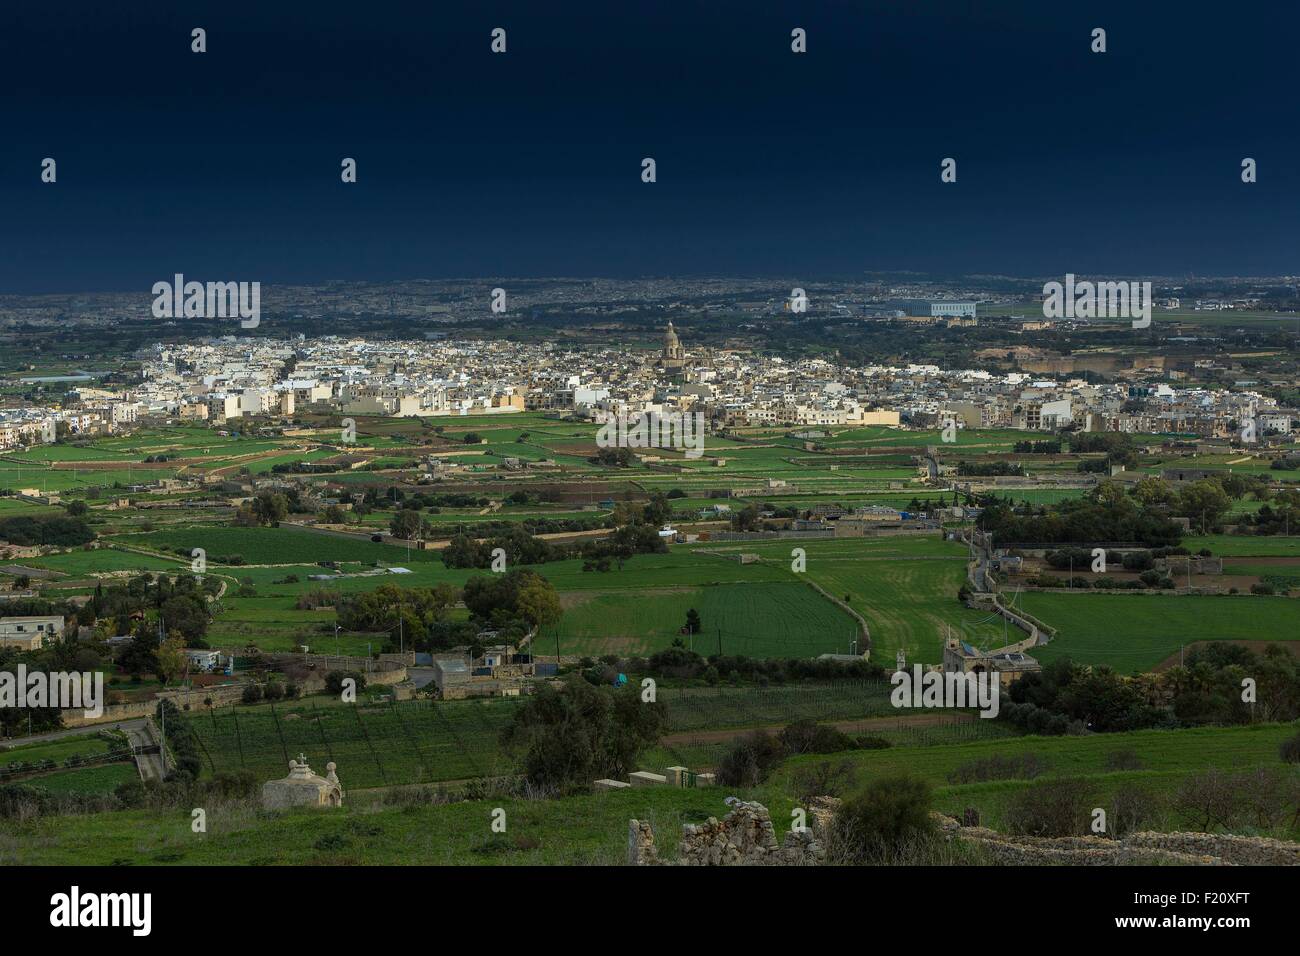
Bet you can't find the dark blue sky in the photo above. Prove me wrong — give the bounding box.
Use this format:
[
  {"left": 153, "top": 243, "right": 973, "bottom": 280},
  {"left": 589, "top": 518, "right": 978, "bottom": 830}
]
[{"left": 2, "top": 1, "right": 1296, "bottom": 293}]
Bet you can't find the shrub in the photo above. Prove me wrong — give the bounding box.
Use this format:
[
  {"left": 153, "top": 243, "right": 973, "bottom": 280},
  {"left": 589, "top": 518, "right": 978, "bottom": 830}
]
[
  {"left": 1109, "top": 785, "right": 1161, "bottom": 838},
  {"left": 791, "top": 759, "right": 855, "bottom": 803},
  {"left": 778, "top": 720, "right": 858, "bottom": 755},
  {"left": 827, "top": 774, "right": 935, "bottom": 863},
  {"left": 1173, "top": 767, "right": 1239, "bottom": 831},
  {"left": 324, "top": 670, "right": 366, "bottom": 696},
  {"left": 947, "top": 752, "right": 1049, "bottom": 785},
  {"left": 1234, "top": 767, "right": 1297, "bottom": 830},
  {"left": 1103, "top": 749, "right": 1145, "bottom": 772},
  {"left": 1280, "top": 731, "right": 1300, "bottom": 764},
  {"left": 205, "top": 770, "right": 259, "bottom": 800},
  {"left": 715, "top": 731, "right": 785, "bottom": 788},
  {"left": 1122, "top": 551, "right": 1154, "bottom": 571},
  {"left": 1005, "top": 779, "right": 1090, "bottom": 837}
]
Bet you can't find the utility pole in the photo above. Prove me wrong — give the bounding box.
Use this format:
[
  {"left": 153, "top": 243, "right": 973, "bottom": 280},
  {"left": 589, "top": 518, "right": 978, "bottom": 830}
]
[{"left": 717, "top": 626, "right": 722, "bottom": 657}]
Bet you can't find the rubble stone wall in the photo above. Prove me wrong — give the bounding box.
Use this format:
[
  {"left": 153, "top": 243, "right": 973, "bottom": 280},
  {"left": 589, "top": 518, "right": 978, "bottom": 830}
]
[
  {"left": 627, "top": 799, "right": 1300, "bottom": 867},
  {"left": 629, "top": 799, "right": 823, "bottom": 866}
]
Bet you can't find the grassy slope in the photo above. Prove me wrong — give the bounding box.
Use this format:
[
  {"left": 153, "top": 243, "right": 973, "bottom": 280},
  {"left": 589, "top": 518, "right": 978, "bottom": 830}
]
[{"left": 8, "top": 722, "right": 1295, "bottom": 865}]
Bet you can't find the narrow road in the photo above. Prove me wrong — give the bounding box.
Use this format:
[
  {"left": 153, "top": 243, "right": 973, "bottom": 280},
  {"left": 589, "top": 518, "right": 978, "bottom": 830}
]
[
  {"left": 1, "top": 718, "right": 164, "bottom": 782},
  {"left": 0, "top": 718, "right": 148, "bottom": 747},
  {"left": 123, "top": 723, "right": 165, "bottom": 782}
]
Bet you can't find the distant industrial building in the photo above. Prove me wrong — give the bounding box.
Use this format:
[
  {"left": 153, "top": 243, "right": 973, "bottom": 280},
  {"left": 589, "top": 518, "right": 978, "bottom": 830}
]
[{"left": 904, "top": 300, "right": 977, "bottom": 319}]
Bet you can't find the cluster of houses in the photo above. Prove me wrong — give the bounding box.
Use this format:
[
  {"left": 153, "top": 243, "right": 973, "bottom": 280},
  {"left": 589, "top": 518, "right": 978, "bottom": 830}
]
[{"left": 0, "top": 327, "right": 1292, "bottom": 455}]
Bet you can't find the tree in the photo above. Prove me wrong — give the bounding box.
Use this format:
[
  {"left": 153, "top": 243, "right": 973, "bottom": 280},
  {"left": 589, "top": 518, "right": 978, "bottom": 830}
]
[
  {"left": 1131, "top": 476, "right": 1175, "bottom": 507},
  {"left": 516, "top": 582, "right": 563, "bottom": 632},
  {"left": 685, "top": 608, "right": 701, "bottom": 634},
  {"left": 319, "top": 504, "right": 346, "bottom": 524},
  {"left": 389, "top": 508, "right": 423, "bottom": 539},
  {"left": 731, "top": 504, "right": 761, "bottom": 531},
  {"left": 117, "top": 637, "right": 158, "bottom": 679},
  {"left": 1088, "top": 479, "right": 1128, "bottom": 508},
  {"left": 643, "top": 490, "right": 671, "bottom": 527},
  {"left": 500, "top": 677, "right": 665, "bottom": 792},
  {"left": 160, "top": 594, "right": 210, "bottom": 646},
  {"left": 65, "top": 500, "right": 89, "bottom": 517},
  {"left": 155, "top": 635, "right": 188, "bottom": 685},
  {"left": 0, "top": 515, "right": 95, "bottom": 546},
  {"left": 244, "top": 490, "right": 288, "bottom": 526},
  {"left": 1175, "top": 480, "right": 1232, "bottom": 533}
]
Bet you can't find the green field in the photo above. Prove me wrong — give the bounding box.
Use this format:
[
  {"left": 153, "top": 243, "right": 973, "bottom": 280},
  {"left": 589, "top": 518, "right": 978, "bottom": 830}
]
[
  {"left": 19, "top": 546, "right": 184, "bottom": 575},
  {"left": 687, "top": 536, "right": 1009, "bottom": 665},
  {"left": 1020, "top": 592, "right": 1300, "bottom": 673},
  {"left": 776, "top": 722, "right": 1300, "bottom": 835},
  {"left": 0, "top": 732, "right": 120, "bottom": 770},
  {"left": 555, "top": 580, "right": 861, "bottom": 657},
  {"left": 0, "top": 732, "right": 136, "bottom": 794},
  {"left": 1185, "top": 535, "right": 1300, "bottom": 557}
]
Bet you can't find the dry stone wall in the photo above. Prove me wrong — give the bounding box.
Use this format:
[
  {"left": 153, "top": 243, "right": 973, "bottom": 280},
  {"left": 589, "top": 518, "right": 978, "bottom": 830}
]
[
  {"left": 932, "top": 812, "right": 1300, "bottom": 866},
  {"left": 626, "top": 799, "right": 1300, "bottom": 867}
]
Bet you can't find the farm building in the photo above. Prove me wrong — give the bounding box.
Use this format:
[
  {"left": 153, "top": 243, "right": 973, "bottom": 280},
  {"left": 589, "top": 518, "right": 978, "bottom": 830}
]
[
  {"left": 942, "top": 635, "right": 1040, "bottom": 688},
  {"left": 0, "top": 615, "right": 64, "bottom": 651}
]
